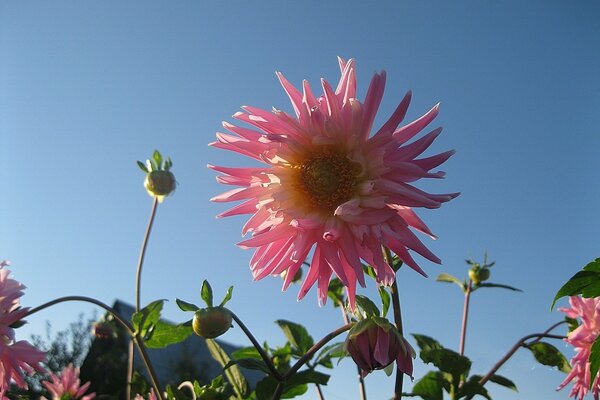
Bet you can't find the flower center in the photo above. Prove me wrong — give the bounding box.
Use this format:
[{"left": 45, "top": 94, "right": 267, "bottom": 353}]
[{"left": 292, "top": 148, "right": 361, "bottom": 213}]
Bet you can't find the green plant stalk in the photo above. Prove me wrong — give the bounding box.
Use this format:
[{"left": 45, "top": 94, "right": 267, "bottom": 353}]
[
  {"left": 459, "top": 280, "right": 473, "bottom": 356},
  {"left": 338, "top": 301, "right": 367, "bottom": 400},
  {"left": 383, "top": 247, "right": 403, "bottom": 400},
  {"left": 25, "top": 296, "right": 164, "bottom": 399}
]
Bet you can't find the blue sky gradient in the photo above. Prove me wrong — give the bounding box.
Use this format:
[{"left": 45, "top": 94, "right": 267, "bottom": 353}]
[{"left": 2, "top": 1, "right": 600, "bottom": 399}]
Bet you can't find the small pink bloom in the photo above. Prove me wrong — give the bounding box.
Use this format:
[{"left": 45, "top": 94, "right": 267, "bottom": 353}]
[
  {"left": 135, "top": 391, "right": 158, "bottom": 400},
  {"left": 0, "top": 261, "right": 46, "bottom": 396},
  {"left": 211, "top": 58, "right": 457, "bottom": 305},
  {"left": 41, "top": 363, "right": 95, "bottom": 400},
  {"left": 558, "top": 296, "right": 600, "bottom": 400},
  {"left": 345, "top": 317, "right": 414, "bottom": 378}
]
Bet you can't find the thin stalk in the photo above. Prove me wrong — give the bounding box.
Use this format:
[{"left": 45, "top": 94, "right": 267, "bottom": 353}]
[
  {"left": 383, "top": 247, "right": 403, "bottom": 400},
  {"left": 129, "top": 196, "right": 159, "bottom": 398},
  {"left": 25, "top": 296, "right": 164, "bottom": 398},
  {"left": 459, "top": 280, "right": 473, "bottom": 356},
  {"left": 338, "top": 301, "right": 367, "bottom": 400},
  {"left": 315, "top": 383, "right": 325, "bottom": 399},
  {"left": 230, "top": 312, "right": 283, "bottom": 381}
]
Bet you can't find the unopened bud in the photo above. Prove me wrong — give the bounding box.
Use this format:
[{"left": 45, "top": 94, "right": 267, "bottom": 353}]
[{"left": 192, "top": 307, "right": 233, "bottom": 339}]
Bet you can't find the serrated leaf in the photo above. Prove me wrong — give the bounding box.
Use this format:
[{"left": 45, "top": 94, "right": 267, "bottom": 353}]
[
  {"left": 420, "top": 348, "right": 471, "bottom": 378},
  {"left": 176, "top": 298, "right": 199, "bottom": 312},
  {"left": 458, "top": 376, "right": 491, "bottom": 400},
  {"left": 552, "top": 259, "right": 600, "bottom": 309},
  {"left": 590, "top": 336, "right": 600, "bottom": 388},
  {"left": 436, "top": 273, "right": 466, "bottom": 291},
  {"left": 411, "top": 371, "right": 446, "bottom": 400},
  {"left": 378, "top": 286, "right": 391, "bottom": 318},
  {"left": 132, "top": 300, "right": 165, "bottom": 338},
  {"left": 225, "top": 358, "right": 271, "bottom": 374},
  {"left": 275, "top": 320, "right": 314, "bottom": 354},
  {"left": 144, "top": 321, "right": 193, "bottom": 349},
  {"left": 525, "top": 342, "right": 571, "bottom": 373},
  {"left": 412, "top": 334, "right": 443, "bottom": 351},
  {"left": 220, "top": 286, "right": 234, "bottom": 307},
  {"left": 355, "top": 295, "right": 380, "bottom": 318},
  {"left": 475, "top": 282, "right": 522, "bottom": 292},
  {"left": 206, "top": 339, "right": 249, "bottom": 398},
  {"left": 201, "top": 280, "right": 214, "bottom": 307},
  {"left": 137, "top": 160, "right": 149, "bottom": 173}
]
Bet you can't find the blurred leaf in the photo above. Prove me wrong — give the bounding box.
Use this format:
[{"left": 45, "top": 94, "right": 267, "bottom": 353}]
[
  {"left": 327, "top": 278, "right": 345, "bottom": 306},
  {"left": 525, "top": 342, "right": 571, "bottom": 373},
  {"left": 590, "top": 336, "right": 600, "bottom": 388},
  {"left": 378, "top": 286, "right": 391, "bottom": 318},
  {"left": 410, "top": 371, "right": 446, "bottom": 400},
  {"left": 232, "top": 346, "right": 263, "bottom": 360},
  {"left": 314, "top": 342, "right": 345, "bottom": 369},
  {"left": 412, "top": 334, "right": 443, "bottom": 351},
  {"left": 420, "top": 348, "right": 471, "bottom": 378},
  {"left": 219, "top": 286, "right": 234, "bottom": 307},
  {"left": 275, "top": 320, "right": 314, "bottom": 354},
  {"left": 287, "top": 369, "right": 330, "bottom": 386},
  {"left": 362, "top": 263, "right": 377, "bottom": 280},
  {"left": 255, "top": 376, "right": 308, "bottom": 400},
  {"left": 201, "top": 280, "right": 214, "bottom": 307},
  {"left": 552, "top": 258, "right": 600, "bottom": 309},
  {"left": 436, "top": 273, "right": 466, "bottom": 291},
  {"left": 457, "top": 376, "right": 491, "bottom": 400},
  {"left": 355, "top": 295, "right": 380, "bottom": 318},
  {"left": 132, "top": 300, "right": 165, "bottom": 338},
  {"left": 153, "top": 150, "right": 163, "bottom": 167},
  {"left": 144, "top": 321, "right": 193, "bottom": 349},
  {"left": 475, "top": 282, "right": 522, "bottom": 292},
  {"left": 206, "top": 339, "right": 250, "bottom": 398},
  {"left": 137, "top": 160, "right": 149, "bottom": 173},
  {"left": 225, "top": 358, "right": 271, "bottom": 374},
  {"left": 165, "top": 384, "right": 193, "bottom": 400},
  {"left": 176, "top": 298, "right": 199, "bottom": 312},
  {"left": 565, "top": 316, "right": 579, "bottom": 333},
  {"left": 471, "top": 374, "right": 517, "bottom": 392}
]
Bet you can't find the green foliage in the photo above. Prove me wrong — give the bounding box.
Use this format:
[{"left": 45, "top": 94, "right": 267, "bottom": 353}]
[
  {"left": 378, "top": 286, "right": 391, "bottom": 318},
  {"left": 143, "top": 321, "right": 193, "bottom": 349},
  {"left": 420, "top": 348, "right": 471, "bottom": 379},
  {"left": 552, "top": 258, "right": 600, "bottom": 309},
  {"left": 206, "top": 339, "right": 250, "bottom": 399},
  {"left": 409, "top": 371, "right": 447, "bottom": 400},
  {"left": 589, "top": 337, "right": 600, "bottom": 390},
  {"left": 354, "top": 295, "right": 381, "bottom": 319},
  {"left": 201, "top": 280, "right": 214, "bottom": 307},
  {"left": 275, "top": 320, "right": 314, "bottom": 355},
  {"left": 473, "top": 283, "right": 522, "bottom": 292},
  {"left": 176, "top": 298, "right": 200, "bottom": 312},
  {"left": 525, "top": 342, "right": 571, "bottom": 373},
  {"left": 132, "top": 299, "right": 165, "bottom": 340},
  {"left": 412, "top": 334, "right": 443, "bottom": 351},
  {"left": 436, "top": 273, "right": 466, "bottom": 292},
  {"left": 457, "top": 376, "right": 491, "bottom": 400}
]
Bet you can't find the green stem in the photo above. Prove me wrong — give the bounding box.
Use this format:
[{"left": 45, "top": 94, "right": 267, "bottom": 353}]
[
  {"left": 459, "top": 280, "right": 473, "bottom": 356},
  {"left": 339, "top": 301, "right": 367, "bottom": 400},
  {"left": 383, "top": 247, "right": 403, "bottom": 400},
  {"left": 25, "top": 296, "right": 164, "bottom": 399}
]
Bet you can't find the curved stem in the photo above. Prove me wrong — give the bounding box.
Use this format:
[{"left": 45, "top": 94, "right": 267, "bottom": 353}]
[
  {"left": 136, "top": 196, "right": 159, "bottom": 312},
  {"left": 383, "top": 247, "right": 403, "bottom": 400},
  {"left": 230, "top": 312, "right": 283, "bottom": 381},
  {"left": 459, "top": 280, "right": 473, "bottom": 356},
  {"left": 25, "top": 296, "right": 164, "bottom": 398},
  {"left": 315, "top": 383, "right": 325, "bottom": 400},
  {"left": 339, "top": 301, "right": 367, "bottom": 400}
]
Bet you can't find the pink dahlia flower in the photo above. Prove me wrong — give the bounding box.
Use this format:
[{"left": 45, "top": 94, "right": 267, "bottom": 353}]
[
  {"left": 345, "top": 317, "right": 414, "bottom": 378},
  {"left": 0, "top": 261, "right": 46, "bottom": 396},
  {"left": 211, "top": 58, "right": 457, "bottom": 305},
  {"left": 41, "top": 363, "right": 95, "bottom": 400},
  {"left": 558, "top": 296, "right": 600, "bottom": 400}
]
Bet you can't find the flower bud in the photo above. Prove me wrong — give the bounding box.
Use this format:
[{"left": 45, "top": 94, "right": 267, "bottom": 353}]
[
  {"left": 145, "top": 170, "right": 176, "bottom": 197},
  {"left": 345, "top": 317, "right": 414, "bottom": 378},
  {"left": 192, "top": 307, "right": 233, "bottom": 339},
  {"left": 468, "top": 265, "right": 490, "bottom": 285}
]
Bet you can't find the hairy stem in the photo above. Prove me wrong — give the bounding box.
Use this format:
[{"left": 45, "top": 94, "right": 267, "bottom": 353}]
[
  {"left": 25, "top": 296, "right": 164, "bottom": 398},
  {"left": 383, "top": 247, "right": 403, "bottom": 400},
  {"left": 459, "top": 280, "right": 473, "bottom": 356}
]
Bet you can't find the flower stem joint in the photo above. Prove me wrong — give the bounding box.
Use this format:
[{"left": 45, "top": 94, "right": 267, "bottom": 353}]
[
  {"left": 192, "top": 307, "right": 233, "bottom": 339},
  {"left": 345, "top": 317, "right": 415, "bottom": 378}
]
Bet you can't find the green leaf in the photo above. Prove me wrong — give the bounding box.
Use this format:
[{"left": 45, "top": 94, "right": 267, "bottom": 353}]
[
  {"left": 475, "top": 282, "right": 522, "bottom": 292},
  {"left": 165, "top": 384, "right": 193, "bottom": 400},
  {"left": 457, "top": 376, "right": 491, "bottom": 400},
  {"left": 225, "top": 358, "right": 271, "bottom": 374},
  {"left": 525, "top": 342, "right": 571, "bottom": 373},
  {"left": 206, "top": 339, "right": 250, "bottom": 398},
  {"left": 354, "top": 295, "right": 380, "bottom": 318},
  {"left": 255, "top": 376, "right": 309, "bottom": 400},
  {"left": 420, "top": 348, "right": 471, "bottom": 378},
  {"left": 436, "top": 273, "right": 466, "bottom": 292},
  {"left": 144, "top": 321, "right": 193, "bottom": 349},
  {"left": 219, "top": 286, "right": 234, "bottom": 307},
  {"left": 201, "top": 280, "right": 214, "bottom": 307},
  {"left": 410, "top": 371, "right": 446, "bottom": 400},
  {"left": 132, "top": 300, "right": 165, "bottom": 338},
  {"left": 487, "top": 374, "right": 518, "bottom": 392},
  {"left": 590, "top": 336, "right": 600, "bottom": 388},
  {"left": 552, "top": 258, "right": 600, "bottom": 309},
  {"left": 232, "top": 346, "right": 263, "bottom": 360},
  {"left": 314, "top": 342, "right": 345, "bottom": 369},
  {"left": 565, "top": 316, "right": 579, "bottom": 333},
  {"left": 378, "top": 286, "right": 391, "bottom": 318},
  {"left": 362, "top": 263, "right": 377, "bottom": 280},
  {"left": 286, "top": 369, "right": 330, "bottom": 386},
  {"left": 137, "top": 160, "right": 149, "bottom": 173},
  {"left": 176, "top": 298, "right": 199, "bottom": 312},
  {"left": 327, "top": 278, "right": 345, "bottom": 306},
  {"left": 153, "top": 150, "right": 163, "bottom": 168},
  {"left": 412, "top": 334, "right": 443, "bottom": 351},
  {"left": 275, "top": 320, "right": 314, "bottom": 354}
]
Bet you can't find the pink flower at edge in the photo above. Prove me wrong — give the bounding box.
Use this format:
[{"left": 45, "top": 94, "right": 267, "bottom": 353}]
[
  {"left": 558, "top": 296, "right": 600, "bottom": 400},
  {"left": 41, "top": 363, "right": 95, "bottom": 400},
  {"left": 210, "top": 58, "right": 458, "bottom": 306},
  {"left": 135, "top": 390, "right": 158, "bottom": 400},
  {"left": 0, "top": 261, "right": 46, "bottom": 396}
]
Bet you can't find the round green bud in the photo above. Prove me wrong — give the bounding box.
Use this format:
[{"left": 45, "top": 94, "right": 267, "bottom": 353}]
[
  {"left": 144, "top": 170, "right": 176, "bottom": 197},
  {"left": 192, "top": 307, "right": 233, "bottom": 339}
]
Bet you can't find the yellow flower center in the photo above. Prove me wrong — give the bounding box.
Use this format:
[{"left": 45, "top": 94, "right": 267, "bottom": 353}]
[{"left": 292, "top": 147, "right": 361, "bottom": 214}]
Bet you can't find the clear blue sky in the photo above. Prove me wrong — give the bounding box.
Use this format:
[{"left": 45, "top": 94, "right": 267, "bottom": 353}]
[{"left": 2, "top": 1, "right": 599, "bottom": 399}]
